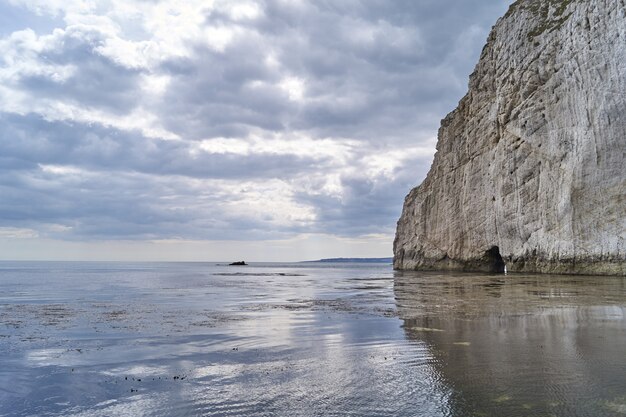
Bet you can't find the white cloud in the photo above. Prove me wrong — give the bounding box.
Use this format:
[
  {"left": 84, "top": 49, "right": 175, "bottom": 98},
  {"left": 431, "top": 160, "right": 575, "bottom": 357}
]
[
  {"left": 216, "top": 1, "right": 264, "bottom": 21},
  {"left": 203, "top": 25, "right": 239, "bottom": 53},
  {"left": 196, "top": 137, "right": 250, "bottom": 155},
  {"left": 12, "top": 100, "right": 181, "bottom": 141},
  {"left": 359, "top": 143, "right": 437, "bottom": 180},
  {"left": 38, "top": 164, "right": 86, "bottom": 176},
  {"left": 222, "top": 179, "right": 317, "bottom": 226},
  {"left": 0, "top": 29, "right": 75, "bottom": 84},
  {"left": 278, "top": 76, "right": 306, "bottom": 102},
  {"left": 140, "top": 73, "right": 171, "bottom": 95},
  {"left": 0, "top": 227, "right": 39, "bottom": 238},
  {"left": 194, "top": 133, "right": 355, "bottom": 162}
]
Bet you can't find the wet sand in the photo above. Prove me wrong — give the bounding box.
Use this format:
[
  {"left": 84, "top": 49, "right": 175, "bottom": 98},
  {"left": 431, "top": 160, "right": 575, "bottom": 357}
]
[{"left": 1, "top": 261, "right": 625, "bottom": 416}]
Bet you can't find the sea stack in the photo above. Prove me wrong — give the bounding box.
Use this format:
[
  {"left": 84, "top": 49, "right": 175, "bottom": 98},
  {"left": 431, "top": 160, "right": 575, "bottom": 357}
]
[{"left": 394, "top": 0, "right": 625, "bottom": 275}]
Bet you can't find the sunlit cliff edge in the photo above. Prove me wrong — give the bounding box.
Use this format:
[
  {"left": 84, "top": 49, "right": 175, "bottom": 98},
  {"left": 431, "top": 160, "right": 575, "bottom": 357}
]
[{"left": 394, "top": 0, "right": 626, "bottom": 275}]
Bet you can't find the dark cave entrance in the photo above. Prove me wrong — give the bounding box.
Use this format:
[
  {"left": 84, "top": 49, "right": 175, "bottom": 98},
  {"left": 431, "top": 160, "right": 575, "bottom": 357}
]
[{"left": 485, "top": 246, "right": 506, "bottom": 273}]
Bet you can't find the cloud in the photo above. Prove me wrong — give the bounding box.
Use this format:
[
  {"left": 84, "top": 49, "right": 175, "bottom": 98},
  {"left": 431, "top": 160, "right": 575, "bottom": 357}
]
[{"left": 0, "top": 0, "right": 512, "bottom": 256}]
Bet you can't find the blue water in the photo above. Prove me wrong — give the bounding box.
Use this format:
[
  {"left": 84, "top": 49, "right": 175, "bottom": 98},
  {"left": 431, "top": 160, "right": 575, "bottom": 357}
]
[{"left": 0, "top": 261, "right": 625, "bottom": 416}]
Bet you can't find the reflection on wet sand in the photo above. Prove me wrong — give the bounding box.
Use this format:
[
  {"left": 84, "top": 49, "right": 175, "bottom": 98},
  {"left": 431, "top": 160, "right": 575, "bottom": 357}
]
[
  {"left": 394, "top": 271, "right": 626, "bottom": 417},
  {"left": 1, "top": 262, "right": 449, "bottom": 417},
  {"left": 3, "top": 262, "right": 626, "bottom": 416}
]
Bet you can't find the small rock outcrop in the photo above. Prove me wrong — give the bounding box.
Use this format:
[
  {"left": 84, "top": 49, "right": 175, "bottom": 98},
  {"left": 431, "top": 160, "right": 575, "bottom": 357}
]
[{"left": 394, "top": 0, "right": 625, "bottom": 275}]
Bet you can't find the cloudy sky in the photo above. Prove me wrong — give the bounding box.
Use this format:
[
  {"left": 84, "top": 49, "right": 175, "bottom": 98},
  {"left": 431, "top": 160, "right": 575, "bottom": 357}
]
[{"left": 0, "top": 0, "right": 511, "bottom": 261}]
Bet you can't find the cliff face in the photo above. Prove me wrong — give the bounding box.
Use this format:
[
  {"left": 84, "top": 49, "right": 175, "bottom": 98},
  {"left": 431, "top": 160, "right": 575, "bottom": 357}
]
[{"left": 394, "top": 0, "right": 626, "bottom": 275}]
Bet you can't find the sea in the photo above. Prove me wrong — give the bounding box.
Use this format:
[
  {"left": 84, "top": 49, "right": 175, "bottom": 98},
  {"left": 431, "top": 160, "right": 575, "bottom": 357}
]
[{"left": 1, "top": 261, "right": 625, "bottom": 417}]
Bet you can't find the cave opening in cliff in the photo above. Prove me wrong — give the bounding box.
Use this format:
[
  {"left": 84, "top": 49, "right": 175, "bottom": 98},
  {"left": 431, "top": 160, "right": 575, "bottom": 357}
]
[{"left": 486, "top": 246, "right": 506, "bottom": 273}]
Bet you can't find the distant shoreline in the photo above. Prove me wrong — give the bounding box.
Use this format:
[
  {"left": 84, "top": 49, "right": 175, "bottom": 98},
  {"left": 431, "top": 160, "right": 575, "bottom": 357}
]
[{"left": 301, "top": 257, "right": 393, "bottom": 263}]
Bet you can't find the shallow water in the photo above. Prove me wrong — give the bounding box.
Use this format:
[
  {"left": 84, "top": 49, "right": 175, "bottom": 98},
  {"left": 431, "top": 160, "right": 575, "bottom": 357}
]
[{"left": 0, "top": 262, "right": 625, "bottom": 416}]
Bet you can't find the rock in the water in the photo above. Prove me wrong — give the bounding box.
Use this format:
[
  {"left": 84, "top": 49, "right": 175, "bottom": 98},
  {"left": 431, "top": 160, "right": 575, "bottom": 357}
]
[{"left": 394, "top": 0, "right": 626, "bottom": 275}]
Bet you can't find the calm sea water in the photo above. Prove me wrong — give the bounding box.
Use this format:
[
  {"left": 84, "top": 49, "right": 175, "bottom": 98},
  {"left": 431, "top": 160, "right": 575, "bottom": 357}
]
[{"left": 0, "top": 261, "right": 625, "bottom": 417}]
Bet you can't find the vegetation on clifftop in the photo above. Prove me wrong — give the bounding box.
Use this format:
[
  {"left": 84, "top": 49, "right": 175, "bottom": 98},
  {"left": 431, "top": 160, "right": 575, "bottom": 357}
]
[{"left": 504, "top": 0, "right": 577, "bottom": 40}]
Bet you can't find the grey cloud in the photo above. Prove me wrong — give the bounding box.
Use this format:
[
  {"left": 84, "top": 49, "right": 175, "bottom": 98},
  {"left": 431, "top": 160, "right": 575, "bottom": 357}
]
[
  {"left": 16, "top": 28, "right": 143, "bottom": 114},
  {"left": 0, "top": 162, "right": 291, "bottom": 241},
  {"left": 0, "top": 0, "right": 513, "bottom": 244},
  {"left": 0, "top": 113, "right": 328, "bottom": 180},
  {"left": 0, "top": 113, "right": 326, "bottom": 240},
  {"left": 293, "top": 153, "right": 433, "bottom": 237},
  {"left": 158, "top": 43, "right": 289, "bottom": 139},
  {"left": 155, "top": 0, "right": 511, "bottom": 143}
]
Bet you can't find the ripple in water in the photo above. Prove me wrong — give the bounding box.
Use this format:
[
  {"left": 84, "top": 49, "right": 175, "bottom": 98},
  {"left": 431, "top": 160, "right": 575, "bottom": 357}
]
[{"left": 0, "top": 261, "right": 625, "bottom": 416}]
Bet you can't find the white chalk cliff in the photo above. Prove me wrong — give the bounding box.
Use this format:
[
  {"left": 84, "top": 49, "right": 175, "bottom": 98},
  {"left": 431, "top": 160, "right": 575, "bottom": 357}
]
[{"left": 394, "top": 0, "right": 626, "bottom": 275}]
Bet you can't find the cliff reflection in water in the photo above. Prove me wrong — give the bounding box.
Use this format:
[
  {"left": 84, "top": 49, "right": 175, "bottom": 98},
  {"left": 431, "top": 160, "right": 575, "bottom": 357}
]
[{"left": 394, "top": 271, "right": 626, "bottom": 417}]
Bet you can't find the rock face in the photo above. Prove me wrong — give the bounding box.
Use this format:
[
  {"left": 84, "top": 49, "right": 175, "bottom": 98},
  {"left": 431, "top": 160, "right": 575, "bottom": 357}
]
[{"left": 394, "top": 0, "right": 626, "bottom": 275}]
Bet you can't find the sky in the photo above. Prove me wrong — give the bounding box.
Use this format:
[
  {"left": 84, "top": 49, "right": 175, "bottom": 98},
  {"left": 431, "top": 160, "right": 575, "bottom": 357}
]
[{"left": 0, "top": 0, "right": 512, "bottom": 262}]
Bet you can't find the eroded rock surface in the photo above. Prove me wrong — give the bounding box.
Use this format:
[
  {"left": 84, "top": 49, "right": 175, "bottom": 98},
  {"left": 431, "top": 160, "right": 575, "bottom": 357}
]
[{"left": 394, "top": 0, "right": 626, "bottom": 275}]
